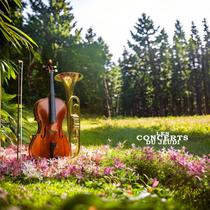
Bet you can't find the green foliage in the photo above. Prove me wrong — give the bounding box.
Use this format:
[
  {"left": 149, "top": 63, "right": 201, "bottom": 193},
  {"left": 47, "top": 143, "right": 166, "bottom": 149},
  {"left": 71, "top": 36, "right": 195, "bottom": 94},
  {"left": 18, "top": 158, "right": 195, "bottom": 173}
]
[
  {"left": 120, "top": 14, "right": 210, "bottom": 117},
  {"left": 22, "top": 0, "right": 79, "bottom": 101},
  {"left": 0, "top": 0, "right": 36, "bottom": 50},
  {"left": 57, "top": 32, "right": 112, "bottom": 114},
  {"left": 0, "top": 179, "right": 184, "bottom": 210},
  {"left": 61, "top": 194, "right": 183, "bottom": 210},
  {"left": 0, "top": 89, "right": 17, "bottom": 141},
  {"left": 25, "top": 0, "right": 77, "bottom": 53},
  {"left": 0, "top": 59, "right": 16, "bottom": 84},
  {"left": 0, "top": 0, "right": 36, "bottom": 83},
  {"left": 23, "top": 1, "right": 112, "bottom": 115},
  {"left": 0, "top": 0, "right": 36, "bottom": 144},
  {"left": 104, "top": 66, "right": 122, "bottom": 116}
]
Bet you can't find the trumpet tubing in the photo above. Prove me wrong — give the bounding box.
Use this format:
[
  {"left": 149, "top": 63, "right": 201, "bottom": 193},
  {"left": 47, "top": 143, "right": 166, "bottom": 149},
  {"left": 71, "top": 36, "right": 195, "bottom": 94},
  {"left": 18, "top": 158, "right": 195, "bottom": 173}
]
[{"left": 55, "top": 72, "right": 83, "bottom": 157}]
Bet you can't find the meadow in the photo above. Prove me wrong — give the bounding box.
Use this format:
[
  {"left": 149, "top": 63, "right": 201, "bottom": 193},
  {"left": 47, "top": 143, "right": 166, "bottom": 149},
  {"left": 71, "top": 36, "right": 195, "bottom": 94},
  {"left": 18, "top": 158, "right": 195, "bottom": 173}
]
[
  {"left": 24, "top": 113, "right": 210, "bottom": 154},
  {"left": 80, "top": 115, "right": 210, "bottom": 154},
  {"left": 0, "top": 115, "right": 210, "bottom": 210}
]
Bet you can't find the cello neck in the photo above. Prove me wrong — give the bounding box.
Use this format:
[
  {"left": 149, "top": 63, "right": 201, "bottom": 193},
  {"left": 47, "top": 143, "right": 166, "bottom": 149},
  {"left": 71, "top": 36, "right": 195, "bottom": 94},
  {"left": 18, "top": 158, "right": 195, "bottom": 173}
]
[{"left": 48, "top": 61, "right": 56, "bottom": 124}]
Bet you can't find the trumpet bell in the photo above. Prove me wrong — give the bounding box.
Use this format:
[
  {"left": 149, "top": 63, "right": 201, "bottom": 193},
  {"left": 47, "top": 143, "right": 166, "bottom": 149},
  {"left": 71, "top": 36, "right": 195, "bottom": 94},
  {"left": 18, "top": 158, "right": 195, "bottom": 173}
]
[{"left": 55, "top": 72, "right": 83, "bottom": 85}]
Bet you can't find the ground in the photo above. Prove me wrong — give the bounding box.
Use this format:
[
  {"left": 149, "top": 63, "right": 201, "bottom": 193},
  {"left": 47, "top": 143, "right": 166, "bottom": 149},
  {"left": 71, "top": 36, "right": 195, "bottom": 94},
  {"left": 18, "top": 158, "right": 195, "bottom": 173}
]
[{"left": 0, "top": 115, "right": 210, "bottom": 210}]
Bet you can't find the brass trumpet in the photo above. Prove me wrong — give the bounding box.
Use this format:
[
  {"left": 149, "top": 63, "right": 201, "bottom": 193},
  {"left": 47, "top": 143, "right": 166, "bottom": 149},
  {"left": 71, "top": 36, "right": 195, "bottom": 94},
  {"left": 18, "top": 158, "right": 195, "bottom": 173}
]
[{"left": 55, "top": 72, "right": 83, "bottom": 157}]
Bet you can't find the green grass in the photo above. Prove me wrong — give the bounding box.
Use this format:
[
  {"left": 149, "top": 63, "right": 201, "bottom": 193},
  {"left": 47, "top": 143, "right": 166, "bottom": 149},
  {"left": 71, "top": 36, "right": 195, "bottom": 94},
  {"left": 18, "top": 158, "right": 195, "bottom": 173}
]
[
  {"left": 0, "top": 179, "right": 121, "bottom": 210},
  {"left": 0, "top": 178, "right": 184, "bottom": 210},
  {"left": 23, "top": 112, "right": 210, "bottom": 155}
]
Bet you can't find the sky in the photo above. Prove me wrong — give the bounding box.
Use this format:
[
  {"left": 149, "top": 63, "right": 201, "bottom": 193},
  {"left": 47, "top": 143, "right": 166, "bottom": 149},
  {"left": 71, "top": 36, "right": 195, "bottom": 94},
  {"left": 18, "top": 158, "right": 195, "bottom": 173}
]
[{"left": 70, "top": 0, "right": 210, "bottom": 63}]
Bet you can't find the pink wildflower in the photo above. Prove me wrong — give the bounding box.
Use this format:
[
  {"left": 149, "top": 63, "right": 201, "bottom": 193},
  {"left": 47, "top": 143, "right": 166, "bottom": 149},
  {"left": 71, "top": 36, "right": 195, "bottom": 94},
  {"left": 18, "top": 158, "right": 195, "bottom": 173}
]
[
  {"left": 142, "top": 147, "right": 154, "bottom": 160},
  {"left": 151, "top": 178, "right": 159, "bottom": 188},
  {"left": 60, "top": 165, "right": 78, "bottom": 178},
  {"left": 104, "top": 167, "right": 114, "bottom": 175},
  {"left": 114, "top": 159, "right": 125, "bottom": 169}
]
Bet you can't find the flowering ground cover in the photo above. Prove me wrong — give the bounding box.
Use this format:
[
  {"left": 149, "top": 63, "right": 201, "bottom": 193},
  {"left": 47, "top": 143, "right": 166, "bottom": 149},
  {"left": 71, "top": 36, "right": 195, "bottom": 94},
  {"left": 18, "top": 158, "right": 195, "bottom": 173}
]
[
  {"left": 0, "top": 116, "right": 210, "bottom": 209},
  {"left": 0, "top": 143, "right": 209, "bottom": 210}
]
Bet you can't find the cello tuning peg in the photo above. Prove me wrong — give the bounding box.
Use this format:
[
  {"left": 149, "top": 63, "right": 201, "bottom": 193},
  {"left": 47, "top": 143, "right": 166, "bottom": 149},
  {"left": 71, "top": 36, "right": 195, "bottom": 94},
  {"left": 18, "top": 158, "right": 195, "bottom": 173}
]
[{"left": 53, "top": 65, "right": 58, "bottom": 72}]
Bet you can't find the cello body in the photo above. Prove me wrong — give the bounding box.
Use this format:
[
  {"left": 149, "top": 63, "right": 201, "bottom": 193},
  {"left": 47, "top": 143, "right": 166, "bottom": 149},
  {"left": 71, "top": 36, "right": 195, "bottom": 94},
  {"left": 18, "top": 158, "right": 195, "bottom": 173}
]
[
  {"left": 29, "top": 98, "right": 70, "bottom": 158},
  {"left": 29, "top": 61, "right": 70, "bottom": 158}
]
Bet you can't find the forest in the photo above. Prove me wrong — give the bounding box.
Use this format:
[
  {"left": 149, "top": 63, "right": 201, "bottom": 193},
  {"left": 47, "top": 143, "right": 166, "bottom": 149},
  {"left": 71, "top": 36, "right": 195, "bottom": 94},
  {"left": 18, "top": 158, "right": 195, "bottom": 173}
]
[
  {"left": 0, "top": 0, "right": 210, "bottom": 120},
  {"left": 120, "top": 15, "right": 210, "bottom": 117}
]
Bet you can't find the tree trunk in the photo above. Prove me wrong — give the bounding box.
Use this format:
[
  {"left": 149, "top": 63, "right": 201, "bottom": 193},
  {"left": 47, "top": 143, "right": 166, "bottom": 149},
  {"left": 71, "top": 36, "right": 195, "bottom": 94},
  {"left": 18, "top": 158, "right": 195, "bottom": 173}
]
[
  {"left": 201, "top": 50, "right": 210, "bottom": 114},
  {"left": 103, "top": 78, "right": 111, "bottom": 118}
]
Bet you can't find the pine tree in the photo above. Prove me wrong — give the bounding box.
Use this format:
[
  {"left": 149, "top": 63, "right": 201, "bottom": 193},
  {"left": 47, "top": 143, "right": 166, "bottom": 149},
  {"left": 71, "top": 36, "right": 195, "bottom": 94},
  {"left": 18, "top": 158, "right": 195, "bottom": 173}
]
[
  {"left": 121, "top": 13, "right": 159, "bottom": 116},
  {"left": 120, "top": 49, "right": 137, "bottom": 116},
  {"left": 155, "top": 29, "right": 173, "bottom": 115},
  {"left": 171, "top": 20, "right": 190, "bottom": 115},
  {"left": 188, "top": 22, "right": 203, "bottom": 114}
]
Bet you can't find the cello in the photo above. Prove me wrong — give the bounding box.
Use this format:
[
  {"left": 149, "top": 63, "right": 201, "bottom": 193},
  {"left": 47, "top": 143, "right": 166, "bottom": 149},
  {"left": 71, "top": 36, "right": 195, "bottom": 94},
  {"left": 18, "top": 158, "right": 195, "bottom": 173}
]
[{"left": 29, "top": 60, "right": 70, "bottom": 158}]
